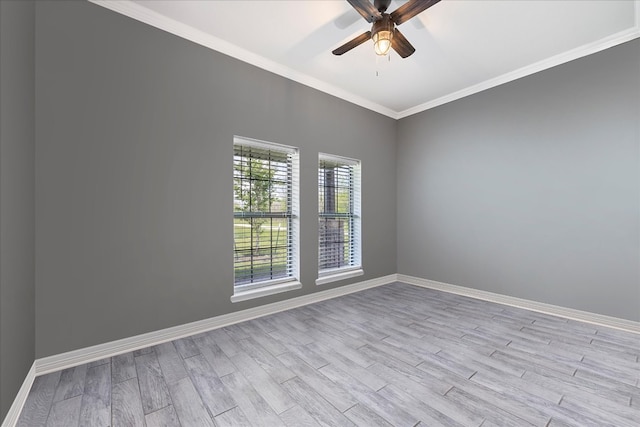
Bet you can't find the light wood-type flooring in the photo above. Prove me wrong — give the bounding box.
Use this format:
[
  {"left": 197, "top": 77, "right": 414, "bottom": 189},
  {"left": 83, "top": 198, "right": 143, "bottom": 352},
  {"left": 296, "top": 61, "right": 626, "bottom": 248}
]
[{"left": 17, "top": 282, "right": 640, "bottom": 426}]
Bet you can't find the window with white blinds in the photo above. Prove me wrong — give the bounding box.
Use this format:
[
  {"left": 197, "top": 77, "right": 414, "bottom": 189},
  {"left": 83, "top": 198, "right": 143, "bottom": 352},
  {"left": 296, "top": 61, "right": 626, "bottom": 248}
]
[
  {"left": 318, "top": 153, "right": 362, "bottom": 283},
  {"left": 233, "top": 137, "right": 299, "bottom": 293}
]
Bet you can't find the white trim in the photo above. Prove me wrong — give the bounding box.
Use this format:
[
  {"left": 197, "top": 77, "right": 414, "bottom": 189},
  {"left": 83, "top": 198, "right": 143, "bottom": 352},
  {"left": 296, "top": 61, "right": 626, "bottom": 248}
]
[
  {"left": 318, "top": 155, "right": 362, "bottom": 277},
  {"left": 90, "top": 0, "right": 639, "bottom": 120},
  {"left": 233, "top": 135, "right": 297, "bottom": 154},
  {"left": 1, "top": 362, "right": 36, "bottom": 427},
  {"left": 7, "top": 271, "right": 640, "bottom": 423},
  {"left": 34, "top": 274, "right": 397, "bottom": 375},
  {"left": 397, "top": 22, "right": 640, "bottom": 119},
  {"left": 398, "top": 274, "right": 640, "bottom": 335},
  {"left": 231, "top": 280, "right": 302, "bottom": 303},
  {"left": 88, "top": 0, "right": 398, "bottom": 119},
  {"left": 316, "top": 267, "right": 364, "bottom": 286},
  {"left": 318, "top": 152, "right": 359, "bottom": 166},
  {"left": 233, "top": 137, "right": 300, "bottom": 295}
]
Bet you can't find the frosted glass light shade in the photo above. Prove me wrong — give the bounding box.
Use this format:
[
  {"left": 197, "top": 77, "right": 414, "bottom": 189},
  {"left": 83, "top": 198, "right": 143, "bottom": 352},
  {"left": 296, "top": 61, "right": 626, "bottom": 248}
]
[{"left": 373, "top": 30, "right": 393, "bottom": 56}]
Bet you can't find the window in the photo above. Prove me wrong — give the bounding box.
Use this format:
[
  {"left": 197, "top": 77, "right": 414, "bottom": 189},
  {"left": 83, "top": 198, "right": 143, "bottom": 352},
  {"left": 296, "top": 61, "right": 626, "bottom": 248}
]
[
  {"left": 232, "top": 136, "right": 300, "bottom": 302},
  {"left": 317, "top": 153, "right": 362, "bottom": 285}
]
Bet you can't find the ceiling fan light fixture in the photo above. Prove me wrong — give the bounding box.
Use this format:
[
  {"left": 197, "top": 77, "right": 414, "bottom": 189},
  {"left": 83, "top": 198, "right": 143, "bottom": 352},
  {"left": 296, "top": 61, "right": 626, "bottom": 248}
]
[
  {"left": 334, "top": 0, "right": 439, "bottom": 58},
  {"left": 373, "top": 30, "right": 393, "bottom": 55},
  {"left": 372, "top": 14, "right": 394, "bottom": 56}
]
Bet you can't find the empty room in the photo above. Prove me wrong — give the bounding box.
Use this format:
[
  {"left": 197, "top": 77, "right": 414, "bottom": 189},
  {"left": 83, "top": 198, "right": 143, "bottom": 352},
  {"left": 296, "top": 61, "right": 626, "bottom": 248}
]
[{"left": 1, "top": 0, "right": 639, "bottom": 426}]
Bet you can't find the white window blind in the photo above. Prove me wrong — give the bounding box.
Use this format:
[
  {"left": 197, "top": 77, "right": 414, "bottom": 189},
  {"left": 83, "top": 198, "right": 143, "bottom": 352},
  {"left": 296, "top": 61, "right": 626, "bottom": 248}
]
[
  {"left": 234, "top": 137, "right": 299, "bottom": 290},
  {"left": 318, "top": 153, "right": 361, "bottom": 276}
]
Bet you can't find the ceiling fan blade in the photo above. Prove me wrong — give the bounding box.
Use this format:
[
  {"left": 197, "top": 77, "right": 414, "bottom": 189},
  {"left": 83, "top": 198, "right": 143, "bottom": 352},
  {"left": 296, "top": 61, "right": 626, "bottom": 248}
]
[
  {"left": 332, "top": 31, "right": 372, "bottom": 55},
  {"left": 346, "top": 0, "right": 382, "bottom": 23},
  {"left": 391, "top": 28, "right": 415, "bottom": 58},
  {"left": 390, "top": 0, "right": 441, "bottom": 26}
]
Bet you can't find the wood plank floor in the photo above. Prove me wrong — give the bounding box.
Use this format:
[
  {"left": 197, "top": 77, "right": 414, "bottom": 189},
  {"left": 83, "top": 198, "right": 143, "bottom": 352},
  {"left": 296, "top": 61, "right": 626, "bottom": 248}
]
[{"left": 17, "top": 282, "right": 640, "bottom": 426}]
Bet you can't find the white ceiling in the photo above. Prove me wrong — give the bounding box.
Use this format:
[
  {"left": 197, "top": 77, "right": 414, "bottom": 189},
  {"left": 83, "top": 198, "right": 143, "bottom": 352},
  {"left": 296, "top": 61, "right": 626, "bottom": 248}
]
[{"left": 93, "top": 0, "right": 639, "bottom": 119}]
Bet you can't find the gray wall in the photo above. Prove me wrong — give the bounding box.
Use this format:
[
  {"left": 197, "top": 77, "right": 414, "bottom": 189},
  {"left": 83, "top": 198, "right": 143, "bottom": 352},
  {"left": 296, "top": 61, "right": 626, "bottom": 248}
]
[
  {"left": 35, "top": 1, "right": 397, "bottom": 358},
  {"left": 397, "top": 39, "right": 640, "bottom": 321},
  {"left": 0, "top": 0, "right": 36, "bottom": 419}
]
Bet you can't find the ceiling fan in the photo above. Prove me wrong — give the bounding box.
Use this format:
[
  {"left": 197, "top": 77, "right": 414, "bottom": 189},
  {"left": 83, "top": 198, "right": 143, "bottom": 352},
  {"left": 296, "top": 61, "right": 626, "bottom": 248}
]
[{"left": 333, "top": 0, "right": 441, "bottom": 58}]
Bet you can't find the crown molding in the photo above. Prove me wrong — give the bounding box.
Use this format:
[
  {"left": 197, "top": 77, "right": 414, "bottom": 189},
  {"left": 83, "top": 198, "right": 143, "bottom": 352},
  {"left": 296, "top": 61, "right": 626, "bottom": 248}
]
[
  {"left": 88, "top": 0, "right": 399, "bottom": 119},
  {"left": 90, "top": 0, "right": 639, "bottom": 120},
  {"left": 398, "top": 7, "right": 640, "bottom": 118}
]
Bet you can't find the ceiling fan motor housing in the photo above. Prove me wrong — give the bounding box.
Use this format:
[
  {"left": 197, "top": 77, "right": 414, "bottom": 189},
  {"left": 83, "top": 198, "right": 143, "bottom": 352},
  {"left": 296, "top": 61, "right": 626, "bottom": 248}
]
[
  {"left": 374, "top": 0, "right": 392, "bottom": 13},
  {"left": 372, "top": 14, "right": 394, "bottom": 37}
]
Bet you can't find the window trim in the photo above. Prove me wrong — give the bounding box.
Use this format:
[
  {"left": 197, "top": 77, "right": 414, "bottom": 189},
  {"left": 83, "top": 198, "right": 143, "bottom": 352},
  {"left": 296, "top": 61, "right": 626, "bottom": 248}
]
[
  {"left": 315, "top": 267, "right": 363, "bottom": 286},
  {"left": 232, "top": 136, "right": 300, "bottom": 302},
  {"left": 231, "top": 279, "right": 302, "bottom": 303},
  {"left": 316, "top": 153, "right": 362, "bottom": 285}
]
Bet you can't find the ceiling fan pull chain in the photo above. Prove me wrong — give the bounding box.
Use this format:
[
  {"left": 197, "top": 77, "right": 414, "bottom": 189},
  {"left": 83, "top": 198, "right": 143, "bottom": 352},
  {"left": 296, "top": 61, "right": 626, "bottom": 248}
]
[{"left": 374, "top": 51, "right": 392, "bottom": 77}]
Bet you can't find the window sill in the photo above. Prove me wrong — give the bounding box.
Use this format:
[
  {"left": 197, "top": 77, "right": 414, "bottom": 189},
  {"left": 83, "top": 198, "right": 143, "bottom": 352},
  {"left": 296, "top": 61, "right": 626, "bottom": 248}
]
[
  {"left": 230, "top": 280, "right": 302, "bottom": 303},
  {"left": 315, "top": 268, "right": 364, "bottom": 286}
]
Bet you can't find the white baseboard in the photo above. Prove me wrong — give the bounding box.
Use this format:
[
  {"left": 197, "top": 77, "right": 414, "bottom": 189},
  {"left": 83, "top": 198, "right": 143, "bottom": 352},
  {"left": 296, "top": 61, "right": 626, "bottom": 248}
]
[
  {"left": 1, "top": 274, "right": 394, "bottom": 426},
  {"left": 398, "top": 274, "right": 640, "bottom": 334},
  {"left": 35, "top": 274, "right": 397, "bottom": 375},
  {"left": 7, "top": 272, "right": 639, "bottom": 426},
  {"left": 1, "top": 362, "right": 35, "bottom": 427}
]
